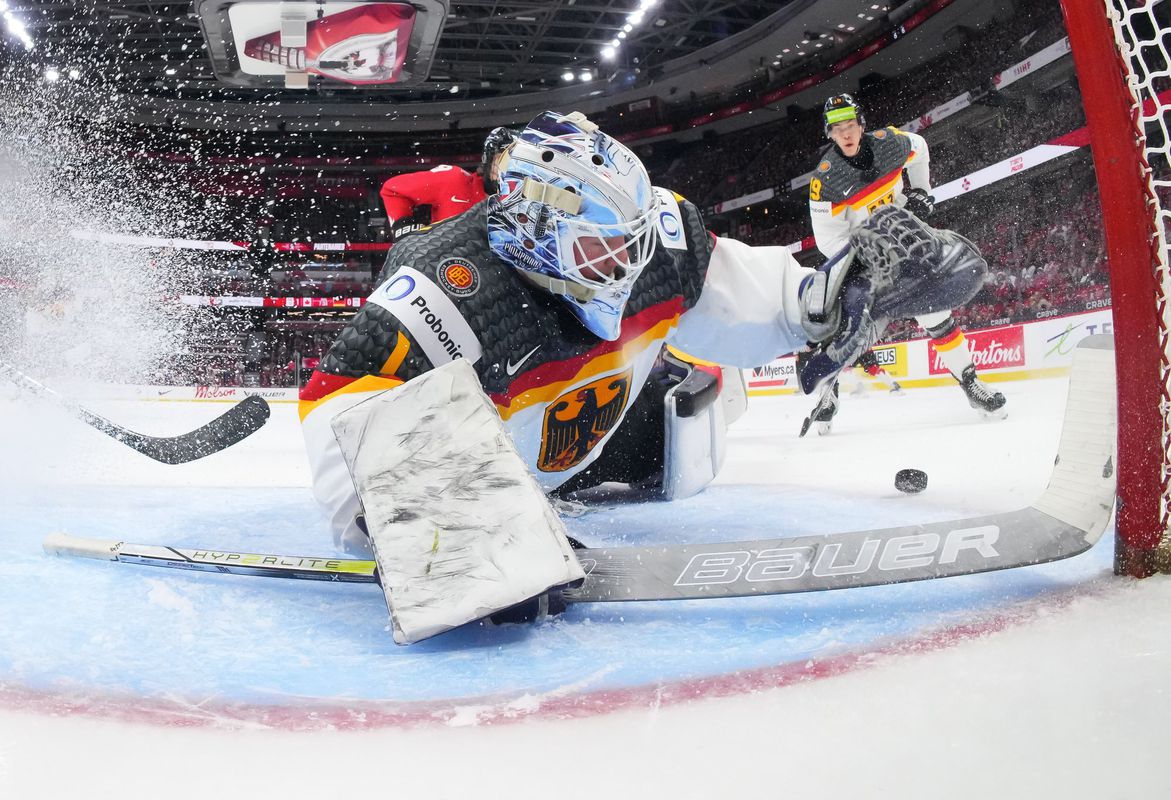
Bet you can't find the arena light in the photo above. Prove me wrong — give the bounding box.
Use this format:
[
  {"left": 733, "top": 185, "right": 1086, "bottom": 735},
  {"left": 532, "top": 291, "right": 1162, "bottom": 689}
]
[
  {"left": 43, "top": 67, "right": 59, "bottom": 82},
  {"left": 562, "top": 70, "right": 575, "bottom": 81},
  {"left": 579, "top": 70, "right": 593, "bottom": 81},
  {"left": 601, "top": 46, "right": 616, "bottom": 60},
  {"left": 68, "top": 68, "right": 79, "bottom": 80},
  {"left": 1, "top": 4, "right": 35, "bottom": 50},
  {"left": 629, "top": 11, "right": 645, "bottom": 25}
]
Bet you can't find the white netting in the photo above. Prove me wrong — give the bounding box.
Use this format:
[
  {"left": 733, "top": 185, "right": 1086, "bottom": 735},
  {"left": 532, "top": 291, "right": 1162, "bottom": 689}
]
[{"left": 1105, "top": 0, "right": 1171, "bottom": 546}]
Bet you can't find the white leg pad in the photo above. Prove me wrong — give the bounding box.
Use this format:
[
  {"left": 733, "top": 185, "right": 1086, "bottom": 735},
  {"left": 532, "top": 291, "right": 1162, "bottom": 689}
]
[{"left": 331, "top": 359, "right": 584, "bottom": 644}]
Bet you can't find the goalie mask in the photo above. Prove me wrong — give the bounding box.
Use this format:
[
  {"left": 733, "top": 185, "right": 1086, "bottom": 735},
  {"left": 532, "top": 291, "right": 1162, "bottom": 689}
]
[{"left": 487, "top": 111, "right": 659, "bottom": 341}]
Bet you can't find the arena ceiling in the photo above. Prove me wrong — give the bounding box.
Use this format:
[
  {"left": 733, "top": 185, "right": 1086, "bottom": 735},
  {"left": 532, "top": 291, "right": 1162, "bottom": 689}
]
[{"left": 0, "top": 0, "right": 911, "bottom": 130}]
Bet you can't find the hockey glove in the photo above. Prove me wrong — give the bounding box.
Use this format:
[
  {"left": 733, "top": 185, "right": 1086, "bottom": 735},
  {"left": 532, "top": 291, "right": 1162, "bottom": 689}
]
[
  {"left": 797, "top": 247, "right": 887, "bottom": 395},
  {"left": 902, "top": 188, "right": 935, "bottom": 218},
  {"left": 390, "top": 206, "right": 431, "bottom": 242},
  {"left": 850, "top": 205, "right": 988, "bottom": 321}
]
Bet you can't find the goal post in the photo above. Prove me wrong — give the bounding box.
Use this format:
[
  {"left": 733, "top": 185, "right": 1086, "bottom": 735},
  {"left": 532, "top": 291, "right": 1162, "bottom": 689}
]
[{"left": 1058, "top": 0, "right": 1171, "bottom": 575}]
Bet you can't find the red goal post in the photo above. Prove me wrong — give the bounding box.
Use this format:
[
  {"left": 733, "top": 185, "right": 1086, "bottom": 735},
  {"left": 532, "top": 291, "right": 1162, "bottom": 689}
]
[{"left": 1059, "top": 0, "right": 1171, "bottom": 575}]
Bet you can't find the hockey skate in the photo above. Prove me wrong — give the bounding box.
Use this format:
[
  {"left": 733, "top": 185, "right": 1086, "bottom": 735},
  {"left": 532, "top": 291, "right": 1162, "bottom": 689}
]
[
  {"left": 799, "top": 379, "right": 839, "bottom": 437},
  {"left": 956, "top": 365, "right": 1006, "bottom": 420}
]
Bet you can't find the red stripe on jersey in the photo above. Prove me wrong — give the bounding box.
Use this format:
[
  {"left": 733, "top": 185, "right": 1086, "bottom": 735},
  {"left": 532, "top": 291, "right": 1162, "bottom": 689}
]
[
  {"left": 299, "top": 370, "right": 359, "bottom": 402},
  {"left": 838, "top": 164, "right": 906, "bottom": 208},
  {"left": 932, "top": 327, "right": 964, "bottom": 349},
  {"left": 488, "top": 298, "right": 684, "bottom": 405}
]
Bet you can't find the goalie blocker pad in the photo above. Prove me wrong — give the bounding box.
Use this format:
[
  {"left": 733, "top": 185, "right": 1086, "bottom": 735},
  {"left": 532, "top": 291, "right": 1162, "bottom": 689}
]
[
  {"left": 331, "top": 359, "right": 584, "bottom": 644},
  {"left": 661, "top": 366, "right": 728, "bottom": 500}
]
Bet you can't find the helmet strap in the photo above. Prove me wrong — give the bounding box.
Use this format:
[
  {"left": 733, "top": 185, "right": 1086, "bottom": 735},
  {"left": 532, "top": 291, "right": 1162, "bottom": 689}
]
[
  {"left": 516, "top": 269, "right": 597, "bottom": 303},
  {"left": 521, "top": 178, "right": 582, "bottom": 214}
]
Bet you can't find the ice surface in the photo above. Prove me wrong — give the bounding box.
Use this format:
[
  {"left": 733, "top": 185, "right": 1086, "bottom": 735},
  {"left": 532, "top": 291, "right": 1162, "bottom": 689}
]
[{"left": 0, "top": 376, "right": 1167, "bottom": 798}]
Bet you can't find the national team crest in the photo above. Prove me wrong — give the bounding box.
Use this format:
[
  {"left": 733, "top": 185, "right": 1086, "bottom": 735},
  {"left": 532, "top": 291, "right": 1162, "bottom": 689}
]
[
  {"left": 437, "top": 257, "right": 480, "bottom": 297},
  {"left": 538, "top": 369, "right": 633, "bottom": 472}
]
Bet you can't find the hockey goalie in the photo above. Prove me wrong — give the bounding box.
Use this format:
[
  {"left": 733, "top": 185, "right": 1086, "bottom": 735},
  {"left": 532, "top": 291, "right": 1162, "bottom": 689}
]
[{"left": 297, "top": 110, "right": 990, "bottom": 643}]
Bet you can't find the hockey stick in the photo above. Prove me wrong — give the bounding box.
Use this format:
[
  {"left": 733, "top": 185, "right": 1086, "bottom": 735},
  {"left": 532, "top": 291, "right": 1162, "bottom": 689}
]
[
  {"left": 43, "top": 533, "right": 379, "bottom": 583},
  {"left": 40, "top": 337, "right": 1119, "bottom": 605},
  {"left": 0, "top": 360, "right": 271, "bottom": 464},
  {"left": 42, "top": 496, "right": 1111, "bottom": 602}
]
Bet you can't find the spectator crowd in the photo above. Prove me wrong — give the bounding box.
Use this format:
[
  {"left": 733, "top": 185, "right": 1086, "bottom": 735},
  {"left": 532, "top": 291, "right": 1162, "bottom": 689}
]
[{"left": 150, "top": 0, "right": 1127, "bottom": 387}]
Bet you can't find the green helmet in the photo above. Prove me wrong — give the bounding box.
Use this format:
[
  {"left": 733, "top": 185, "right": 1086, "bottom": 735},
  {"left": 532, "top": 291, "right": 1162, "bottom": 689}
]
[{"left": 823, "top": 94, "right": 865, "bottom": 137}]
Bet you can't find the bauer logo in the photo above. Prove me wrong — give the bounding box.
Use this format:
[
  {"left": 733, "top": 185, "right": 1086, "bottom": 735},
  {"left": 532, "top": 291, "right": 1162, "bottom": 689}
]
[
  {"left": 673, "top": 525, "right": 1000, "bottom": 587},
  {"left": 436, "top": 257, "right": 480, "bottom": 298},
  {"left": 368, "top": 266, "right": 483, "bottom": 365}
]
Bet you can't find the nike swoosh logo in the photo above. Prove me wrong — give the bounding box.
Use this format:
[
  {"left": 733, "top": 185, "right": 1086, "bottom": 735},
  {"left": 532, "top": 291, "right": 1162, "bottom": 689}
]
[
  {"left": 506, "top": 346, "right": 541, "bottom": 376},
  {"left": 450, "top": 196, "right": 471, "bottom": 203}
]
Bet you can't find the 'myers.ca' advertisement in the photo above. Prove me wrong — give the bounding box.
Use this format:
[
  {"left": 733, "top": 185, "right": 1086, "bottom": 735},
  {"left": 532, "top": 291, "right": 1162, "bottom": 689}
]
[{"left": 748, "top": 357, "right": 797, "bottom": 390}]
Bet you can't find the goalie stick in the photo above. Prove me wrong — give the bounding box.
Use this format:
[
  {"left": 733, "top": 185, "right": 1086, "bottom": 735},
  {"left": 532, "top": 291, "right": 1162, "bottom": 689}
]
[
  {"left": 1, "top": 360, "right": 271, "bottom": 464},
  {"left": 40, "top": 337, "right": 1117, "bottom": 610}
]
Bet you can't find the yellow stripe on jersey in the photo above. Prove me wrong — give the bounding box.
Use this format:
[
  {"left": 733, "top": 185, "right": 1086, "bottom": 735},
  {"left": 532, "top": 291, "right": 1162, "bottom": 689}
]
[
  {"left": 494, "top": 315, "right": 679, "bottom": 421},
  {"left": 297, "top": 374, "right": 405, "bottom": 422},
  {"left": 380, "top": 332, "right": 410, "bottom": 378}
]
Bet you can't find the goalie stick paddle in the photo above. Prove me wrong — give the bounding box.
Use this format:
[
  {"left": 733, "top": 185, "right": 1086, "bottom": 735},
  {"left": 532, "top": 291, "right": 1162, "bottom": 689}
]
[
  {"left": 39, "top": 337, "right": 1118, "bottom": 607},
  {"left": 0, "top": 360, "right": 271, "bottom": 464}
]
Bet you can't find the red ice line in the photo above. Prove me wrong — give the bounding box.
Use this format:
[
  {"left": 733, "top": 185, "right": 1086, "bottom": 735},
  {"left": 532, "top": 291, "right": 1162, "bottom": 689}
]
[{"left": 0, "top": 584, "right": 1102, "bottom": 732}]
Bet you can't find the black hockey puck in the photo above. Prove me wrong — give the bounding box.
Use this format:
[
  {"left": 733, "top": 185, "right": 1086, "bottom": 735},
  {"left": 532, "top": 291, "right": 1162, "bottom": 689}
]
[{"left": 895, "top": 468, "right": 928, "bottom": 494}]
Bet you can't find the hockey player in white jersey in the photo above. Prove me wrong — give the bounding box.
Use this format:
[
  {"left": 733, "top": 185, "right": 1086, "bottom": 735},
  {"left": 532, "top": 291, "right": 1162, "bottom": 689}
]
[
  {"left": 804, "top": 94, "right": 1006, "bottom": 434},
  {"left": 298, "top": 110, "right": 989, "bottom": 640}
]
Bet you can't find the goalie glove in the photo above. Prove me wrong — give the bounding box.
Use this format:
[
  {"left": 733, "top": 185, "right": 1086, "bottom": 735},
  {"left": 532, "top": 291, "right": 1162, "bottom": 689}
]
[
  {"left": 902, "top": 188, "right": 935, "bottom": 218},
  {"left": 795, "top": 205, "right": 987, "bottom": 396},
  {"left": 797, "top": 246, "right": 886, "bottom": 395},
  {"left": 850, "top": 204, "right": 988, "bottom": 321}
]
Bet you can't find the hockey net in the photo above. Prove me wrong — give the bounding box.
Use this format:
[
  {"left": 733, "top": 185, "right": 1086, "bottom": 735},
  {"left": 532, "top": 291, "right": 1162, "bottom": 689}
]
[{"left": 1059, "top": 0, "right": 1171, "bottom": 575}]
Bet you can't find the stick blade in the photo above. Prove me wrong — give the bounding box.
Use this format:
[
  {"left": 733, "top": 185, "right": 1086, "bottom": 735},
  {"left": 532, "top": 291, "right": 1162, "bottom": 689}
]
[{"left": 113, "top": 394, "right": 272, "bottom": 464}]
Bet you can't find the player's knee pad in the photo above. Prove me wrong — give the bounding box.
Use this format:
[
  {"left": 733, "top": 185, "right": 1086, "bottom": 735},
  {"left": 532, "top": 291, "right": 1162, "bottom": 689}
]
[{"left": 661, "top": 365, "right": 728, "bottom": 500}]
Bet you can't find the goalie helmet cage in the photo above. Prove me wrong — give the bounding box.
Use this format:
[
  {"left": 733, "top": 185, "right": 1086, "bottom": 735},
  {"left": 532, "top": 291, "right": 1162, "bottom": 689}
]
[{"left": 1058, "top": 0, "right": 1171, "bottom": 576}]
